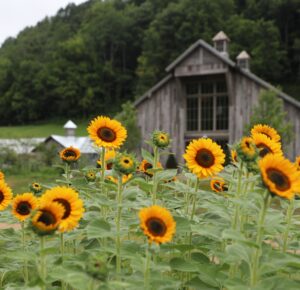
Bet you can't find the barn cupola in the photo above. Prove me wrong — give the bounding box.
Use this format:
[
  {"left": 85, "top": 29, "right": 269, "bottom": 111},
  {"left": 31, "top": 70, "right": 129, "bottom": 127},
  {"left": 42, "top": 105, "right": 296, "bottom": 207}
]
[
  {"left": 236, "top": 50, "right": 250, "bottom": 71},
  {"left": 64, "top": 120, "right": 77, "bottom": 137},
  {"left": 212, "top": 31, "right": 230, "bottom": 58}
]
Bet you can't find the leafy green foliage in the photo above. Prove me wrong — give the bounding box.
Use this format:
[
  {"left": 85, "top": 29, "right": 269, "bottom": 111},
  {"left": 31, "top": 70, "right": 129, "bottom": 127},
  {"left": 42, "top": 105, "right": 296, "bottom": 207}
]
[{"left": 244, "top": 89, "right": 293, "bottom": 146}]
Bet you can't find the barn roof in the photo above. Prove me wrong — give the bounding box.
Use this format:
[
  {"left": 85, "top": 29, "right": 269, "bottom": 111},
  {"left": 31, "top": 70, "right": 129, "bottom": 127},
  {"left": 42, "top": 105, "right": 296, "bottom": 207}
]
[
  {"left": 44, "top": 135, "right": 96, "bottom": 154},
  {"left": 0, "top": 138, "right": 45, "bottom": 154},
  {"left": 135, "top": 38, "right": 300, "bottom": 109}
]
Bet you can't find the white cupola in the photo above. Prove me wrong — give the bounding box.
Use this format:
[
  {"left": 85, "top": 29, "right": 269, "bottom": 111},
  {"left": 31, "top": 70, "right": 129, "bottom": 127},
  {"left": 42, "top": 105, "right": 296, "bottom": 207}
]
[
  {"left": 212, "top": 31, "right": 230, "bottom": 58},
  {"left": 63, "top": 120, "right": 77, "bottom": 137},
  {"left": 237, "top": 50, "right": 250, "bottom": 71}
]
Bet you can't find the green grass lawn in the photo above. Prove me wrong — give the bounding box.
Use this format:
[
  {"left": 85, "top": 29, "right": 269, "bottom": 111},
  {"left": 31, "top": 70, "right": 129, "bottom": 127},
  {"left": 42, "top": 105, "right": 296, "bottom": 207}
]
[{"left": 0, "top": 119, "right": 90, "bottom": 138}]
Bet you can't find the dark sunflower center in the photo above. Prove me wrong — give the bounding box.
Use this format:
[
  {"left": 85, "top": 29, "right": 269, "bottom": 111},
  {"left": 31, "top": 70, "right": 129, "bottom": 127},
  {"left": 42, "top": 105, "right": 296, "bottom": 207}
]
[
  {"left": 144, "top": 163, "right": 153, "bottom": 171},
  {"left": 123, "top": 159, "right": 130, "bottom": 164},
  {"left": 97, "top": 127, "right": 116, "bottom": 142},
  {"left": 213, "top": 182, "right": 222, "bottom": 192},
  {"left": 54, "top": 198, "right": 71, "bottom": 219},
  {"left": 245, "top": 141, "right": 250, "bottom": 148},
  {"left": 64, "top": 150, "right": 76, "bottom": 158},
  {"left": 195, "top": 149, "right": 215, "bottom": 168},
  {"left": 0, "top": 191, "right": 4, "bottom": 203},
  {"left": 146, "top": 218, "right": 167, "bottom": 237},
  {"left": 16, "top": 201, "right": 31, "bottom": 215},
  {"left": 38, "top": 210, "right": 56, "bottom": 225},
  {"left": 266, "top": 168, "right": 291, "bottom": 191},
  {"left": 257, "top": 143, "right": 271, "bottom": 157}
]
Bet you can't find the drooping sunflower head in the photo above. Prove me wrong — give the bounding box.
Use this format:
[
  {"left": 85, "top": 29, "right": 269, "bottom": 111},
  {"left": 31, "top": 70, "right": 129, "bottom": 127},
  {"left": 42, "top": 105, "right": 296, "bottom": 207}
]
[
  {"left": 183, "top": 138, "right": 225, "bottom": 178},
  {"left": 252, "top": 133, "right": 282, "bottom": 158},
  {"left": 31, "top": 202, "right": 64, "bottom": 235},
  {"left": 106, "top": 174, "right": 133, "bottom": 184},
  {"left": 139, "top": 205, "right": 176, "bottom": 244},
  {"left": 12, "top": 193, "right": 39, "bottom": 221},
  {"left": 295, "top": 156, "right": 300, "bottom": 171},
  {"left": 259, "top": 154, "right": 300, "bottom": 199},
  {"left": 0, "top": 170, "right": 5, "bottom": 181},
  {"left": 30, "top": 182, "right": 43, "bottom": 194},
  {"left": 0, "top": 180, "right": 13, "bottom": 211},
  {"left": 210, "top": 178, "right": 227, "bottom": 193},
  {"left": 97, "top": 149, "right": 116, "bottom": 170},
  {"left": 138, "top": 160, "right": 162, "bottom": 177},
  {"left": 231, "top": 150, "right": 238, "bottom": 163},
  {"left": 87, "top": 116, "right": 127, "bottom": 149},
  {"left": 113, "top": 152, "right": 137, "bottom": 175},
  {"left": 152, "top": 130, "right": 170, "bottom": 149},
  {"left": 237, "top": 137, "right": 257, "bottom": 161},
  {"left": 85, "top": 171, "right": 96, "bottom": 182},
  {"left": 40, "top": 186, "right": 84, "bottom": 232},
  {"left": 60, "top": 146, "right": 81, "bottom": 163},
  {"left": 251, "top": 124, "right": 281, "bottom": 143}
]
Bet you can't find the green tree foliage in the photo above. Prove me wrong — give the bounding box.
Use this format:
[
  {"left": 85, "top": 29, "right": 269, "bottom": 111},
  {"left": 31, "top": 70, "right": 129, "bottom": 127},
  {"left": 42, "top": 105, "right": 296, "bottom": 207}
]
[
  {"left": 0, "top": 0, "right": 299, "bottom": 125},
  {"left": 244, "top": 89, "right": 293, "bottom": 146},
  {"left": 115, "top": 101, "right": 141, "bottom": 152}
]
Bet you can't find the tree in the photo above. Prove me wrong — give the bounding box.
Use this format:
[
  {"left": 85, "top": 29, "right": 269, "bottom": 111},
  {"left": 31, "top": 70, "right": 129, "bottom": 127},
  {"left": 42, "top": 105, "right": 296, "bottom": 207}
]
[
  {"left": 244, "top": 89, "right": 293, "bottom": 147},
  {"left": 115, "top": 101, "right": 141, "bottom": 152}
]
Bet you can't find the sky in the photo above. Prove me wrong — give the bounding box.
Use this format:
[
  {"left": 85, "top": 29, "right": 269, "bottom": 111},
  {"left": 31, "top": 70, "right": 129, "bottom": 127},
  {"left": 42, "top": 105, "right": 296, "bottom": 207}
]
[{"left": 0, "top": 0, "right": 87, "bottom": 46}]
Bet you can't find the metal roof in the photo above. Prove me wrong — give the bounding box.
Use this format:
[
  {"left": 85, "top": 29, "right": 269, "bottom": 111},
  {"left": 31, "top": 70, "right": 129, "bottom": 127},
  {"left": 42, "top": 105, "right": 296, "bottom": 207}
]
[
  {"left": 212, "top": 31, "right": 230, "bottom": 41},
  {"left": 63, "top": 120, "right": 77, "bottom": 129},
  {"left": 237, "top": 50, "right": 250, "bottom": 59},
  {"left": 0, "top": 138, "right": 45, "bottom": 154}
]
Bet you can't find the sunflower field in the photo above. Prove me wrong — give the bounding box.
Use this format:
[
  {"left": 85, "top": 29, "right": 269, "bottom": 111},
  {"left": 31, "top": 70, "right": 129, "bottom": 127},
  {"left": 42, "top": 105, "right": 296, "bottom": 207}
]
[{"left": 0, "top": 116, "right": 300, "bottom": 290}]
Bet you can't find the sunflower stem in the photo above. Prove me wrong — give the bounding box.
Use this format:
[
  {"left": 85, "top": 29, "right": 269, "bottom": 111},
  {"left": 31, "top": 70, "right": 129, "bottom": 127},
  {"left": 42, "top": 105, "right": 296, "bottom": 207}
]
[
  {"left": 100, "top": 147, "right": 106, "bottom": 193},
  {"left": 250, "top": 191, "right": 271, "bottom": 287},
  {"left": 152, "top": 146, "right": 159, "bottom": 205},
  {"left": 282, "top": 197, "right": 295, "bottom": 253},
  {"left": 116, "top": 174, "right": 123, "bottom": 276},
  {"left": 21, "top": 222, "right": 29, "bottom": 284},
  {"left": 60, "top": 233, "right": 64, "bottom": 261},
  {"left": 40, "top": 236, "right": 47, "bottom": 290},
  {"left": 144, "top": 242, "right": 151, "bottom": 289},
  {"left": 64, "top": 163, "right": 71, "bottom": 186}
]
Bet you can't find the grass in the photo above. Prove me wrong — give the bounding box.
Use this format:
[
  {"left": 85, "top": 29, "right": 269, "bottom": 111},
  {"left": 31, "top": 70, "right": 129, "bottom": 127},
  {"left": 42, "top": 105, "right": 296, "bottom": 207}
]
[
  {"left": 0, "top": 119, "right": 90, "bottom": 138},
  {"left": 5, "top": 169, "right": 60, "bottom": 194}
]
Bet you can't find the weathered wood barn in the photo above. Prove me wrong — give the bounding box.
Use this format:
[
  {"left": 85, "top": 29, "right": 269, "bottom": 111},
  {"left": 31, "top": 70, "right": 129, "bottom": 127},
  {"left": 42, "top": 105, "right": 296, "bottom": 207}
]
[{"left": 134, "top": 31, "right": 300, "bottom": 162}]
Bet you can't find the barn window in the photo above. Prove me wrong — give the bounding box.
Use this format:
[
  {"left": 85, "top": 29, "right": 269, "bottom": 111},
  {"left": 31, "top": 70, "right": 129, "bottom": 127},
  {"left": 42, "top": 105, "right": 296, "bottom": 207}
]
[{"left": 186, "top": 80, "right": 229, "bottom": 132}]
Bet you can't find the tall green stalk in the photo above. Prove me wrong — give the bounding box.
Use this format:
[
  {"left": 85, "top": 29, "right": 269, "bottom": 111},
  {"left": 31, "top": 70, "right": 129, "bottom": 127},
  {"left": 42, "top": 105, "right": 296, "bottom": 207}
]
[
  {"left": 40, "top": 236, "right": 46, "bottom": 290},
  {"left": 250, "top": 191, "right": 271, "bottom": 287},
  {"left": 282, "top": 197, "right": 295, "bottom": 252},
  {"left": 144, "top": 243, "right": 151, "bottom": 289},
  {"left": 116, "top": 175, "right": 123, "bottom": 275},
  {"left": 100, "top": 147, "right": 106, "bottom": 193},
  {"left": 21, "top": 222, "right": 28, "bottom": 284},
  {"left": 152, "top": 146, "right": 159, "bottom": 205}
]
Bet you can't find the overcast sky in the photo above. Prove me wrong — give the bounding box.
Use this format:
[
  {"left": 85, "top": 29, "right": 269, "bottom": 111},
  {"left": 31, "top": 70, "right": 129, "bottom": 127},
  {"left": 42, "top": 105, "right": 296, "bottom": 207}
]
[{"left": 0, "top": 0, "right": 87, "bottom": 46}]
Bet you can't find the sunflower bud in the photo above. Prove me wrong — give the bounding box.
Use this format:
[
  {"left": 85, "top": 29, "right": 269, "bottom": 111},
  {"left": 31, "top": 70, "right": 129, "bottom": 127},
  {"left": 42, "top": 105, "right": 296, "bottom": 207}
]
[
  {"left": 85, "top": 171, "right": 96, "bottom": 182},
  {"left": 30, "top": 182, "right": 43, "bottom": 194},
  {"left": 86, "top": 255, "right": 108, "bottom": 281},
  {"left": 152, "top": 130, "right": 170, "bottom": 149},
  {"left": 113, "top": 152, "right": 137, "bottom": 175}
]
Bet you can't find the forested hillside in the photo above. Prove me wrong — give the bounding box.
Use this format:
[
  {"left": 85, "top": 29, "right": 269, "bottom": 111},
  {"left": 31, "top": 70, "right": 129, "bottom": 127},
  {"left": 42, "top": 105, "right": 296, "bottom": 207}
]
[{"left": 0, "top": 0, "right": 299, "bottom": 125}]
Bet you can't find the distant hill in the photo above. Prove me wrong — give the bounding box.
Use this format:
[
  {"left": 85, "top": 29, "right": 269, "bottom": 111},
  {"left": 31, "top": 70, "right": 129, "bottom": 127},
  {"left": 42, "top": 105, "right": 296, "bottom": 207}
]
[{"left": 0, "top": 0, "right": 299, "bottom": 125}]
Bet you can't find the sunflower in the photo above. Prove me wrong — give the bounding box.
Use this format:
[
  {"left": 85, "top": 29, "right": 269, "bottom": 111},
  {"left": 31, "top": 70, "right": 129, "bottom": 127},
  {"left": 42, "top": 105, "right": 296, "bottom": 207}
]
[
  {"left": 0, "top": 170, "right": 5, "bottom": 180},
  {"left": 210, "top": 178, "right": 227, "bottom": 193},
  {"left": 138, "top": 160, "right": 163, "bottom": 177},
  {"left": 40, "top": 186, "right": 84, "bottom": 232},
  {"left": 30, "top": 182, "right": 43, "bottom": 194},
  {"left": 97, "top": 149, "right": 116, "bottom": 170},
  {"left": 87, "top": 116, "right": 127, "bottom": 149},
  {"left": 231, "top": 150, "right": 238, "bottom": 163},
  {"left": 252, "top": 133, "right": 282, "bottom": 158},
  {"left": 12, "top": 193, "right": 39, "bottom": 221},
  {"left": 106, "top": 174, "right": 133, "bottom": 184},
  {"left": 31, "top": 202, "right": 64, "bottom": 235},
  {"left": 239, "top": 137, "right": 257, "bottom": 160},
  {"left": 152, "top": 130, "right": 170, "bottom": 149},
  {"left": 251, "top": 124, "right": 281, "bottom": 142},
  {"left": 0, "top": 180, "right": 13, "bottom": 211},
  {"left": 139, "top": 205, "right": 176, "bottom": 244},
  {"left": 85, "top": 171, "right": 96, "bottom": 182},
  {"left": 259, "top": 154, "right": 300, "bottom": 199},
  {"left": 60, "top": 146, "right": 81, "bottom": 163},
  {"left": 113, "top": 152, "right": 137, "bottom": 175},
  {"left": 183, "top": 138, "right": 225, "bottom": 178},
  {"left": 295, "top": 156, "right": 300, "bottom": 171}
]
